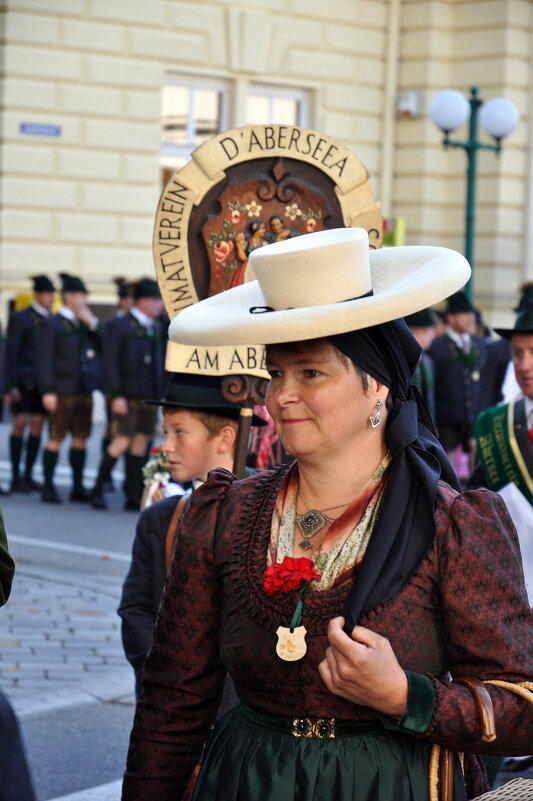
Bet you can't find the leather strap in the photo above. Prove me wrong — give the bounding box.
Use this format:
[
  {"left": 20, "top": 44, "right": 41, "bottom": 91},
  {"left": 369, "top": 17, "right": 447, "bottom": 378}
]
[
  {"left": 453, "top": 677, "right": 496, "bottom": 743},
  {"left": 165, "top": 494, "right": 190, "bottom": 571}
]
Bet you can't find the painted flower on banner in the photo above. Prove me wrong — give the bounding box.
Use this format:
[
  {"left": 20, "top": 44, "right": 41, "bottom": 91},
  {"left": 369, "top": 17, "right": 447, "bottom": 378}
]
[
  {"left": 207, "top": 219, "right": 238, "bottom": 275},
  {"left": 301, "top": 208, "right": 322, "bottom": 232},
  {"left": 227, "top": 201, "right": 246, "bottom": 225},
  {"left": 285, "top": 203, "right": 303, "bottom": 221},
  {"left": 245, "top": 200, "right": 263, "bottom": 217},
  {"left": 214, "top": 239, "right": 234, "bottom": 263}
]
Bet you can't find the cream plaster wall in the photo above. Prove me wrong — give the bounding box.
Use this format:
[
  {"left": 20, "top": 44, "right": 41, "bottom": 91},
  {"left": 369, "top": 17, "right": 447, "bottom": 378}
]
[
  {"left": 0, "top": 0, "right": 391, "bottom": 319},
  {"left": 1, "top": 0, "right": 531, "bottom": 326},
  {"left": 396, "top": 0, "right": 533, "bottom": 325}
]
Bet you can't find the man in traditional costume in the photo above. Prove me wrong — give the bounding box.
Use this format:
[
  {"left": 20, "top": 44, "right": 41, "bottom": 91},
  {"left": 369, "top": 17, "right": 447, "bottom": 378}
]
[
  {"left": 469, "top": 302, "right": 533, "bottom": 616},
  {"left": 471, "top": 304, "right": 533, "bottom": 507},
  {"left": 37, "top": 274, "right": 102, "bottom": 504},
  {"left": 469, "top": 300, "right": 533, "bottom": 794},
  {"left": 479, "top": 282, "right": 533, "bottom": 409},
  {"left": 428, "top": 291, "right": 487, "bottom": 471},
  {"left": 89, "top": 278, "right": 165, "bottom": 511},
  {"left": 4, "top": 275, "right": 56, "bottom": 492}
]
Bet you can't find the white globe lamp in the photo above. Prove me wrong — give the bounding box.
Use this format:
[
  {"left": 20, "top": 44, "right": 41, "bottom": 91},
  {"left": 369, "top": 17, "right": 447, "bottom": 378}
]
[
  {"left": 480, "top": 97, "right": 520, "bottom": 141},
  {"left": 429, "top": 86, "right": 520, "bottom": 300},
  {"left": 429, "top": 89, "right": 471, "bottom": 133}
]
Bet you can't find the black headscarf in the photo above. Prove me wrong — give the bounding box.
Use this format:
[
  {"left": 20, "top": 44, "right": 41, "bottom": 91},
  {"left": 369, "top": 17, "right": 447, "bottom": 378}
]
[{"left": 327, "top": 319, "right": 461, "bottom": 633}]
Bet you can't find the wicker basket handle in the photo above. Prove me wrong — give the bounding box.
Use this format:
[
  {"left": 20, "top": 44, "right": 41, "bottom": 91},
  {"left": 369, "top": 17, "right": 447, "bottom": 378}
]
[
  {"left": 430, "top": 676, "right": 496, "bottom": 801},
  {"left": 430, "top": 677, "right": 533, "bottom": 801},
  {"left": 454, "top": 677, "right": 496, "bottom": 743}
]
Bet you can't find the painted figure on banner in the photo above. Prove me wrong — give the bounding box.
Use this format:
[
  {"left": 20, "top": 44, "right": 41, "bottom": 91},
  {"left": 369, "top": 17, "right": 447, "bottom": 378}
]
[
  {"left": 266, "top": 214, "right": 299, "bottom": 243},
  {"left": 230, "top": 220, "right": 269, "bottom": 288},
  {"left": 204, "top": 167, "right": 325, "bottom": 297}
]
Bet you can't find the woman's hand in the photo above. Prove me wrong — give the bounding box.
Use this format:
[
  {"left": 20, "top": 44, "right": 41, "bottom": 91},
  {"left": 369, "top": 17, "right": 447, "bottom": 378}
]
[{"left": 318, "top": 617, "right": 408, "bottom": 718}]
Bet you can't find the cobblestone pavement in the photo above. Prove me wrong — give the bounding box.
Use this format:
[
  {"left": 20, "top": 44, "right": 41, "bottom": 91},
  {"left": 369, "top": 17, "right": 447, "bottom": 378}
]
[
  {"left": 0, "top": 416, "right": 153, "bottom": 798},
  {"left": 0, "top": 570, "right": 133, "bottom": 714},
  {"left": 0, "top": 417, "right": 138, "bottom": 717}
]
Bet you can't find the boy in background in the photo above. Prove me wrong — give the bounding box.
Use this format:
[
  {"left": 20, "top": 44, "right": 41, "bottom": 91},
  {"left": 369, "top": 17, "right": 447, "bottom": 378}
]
[{"left": 118, "top": 373, "right": 266, "bottom": 697}]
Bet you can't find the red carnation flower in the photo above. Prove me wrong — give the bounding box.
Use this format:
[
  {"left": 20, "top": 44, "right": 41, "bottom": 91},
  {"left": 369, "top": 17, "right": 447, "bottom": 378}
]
[{"left": 264, "top": 556, "right": 321, "bottom": 596}]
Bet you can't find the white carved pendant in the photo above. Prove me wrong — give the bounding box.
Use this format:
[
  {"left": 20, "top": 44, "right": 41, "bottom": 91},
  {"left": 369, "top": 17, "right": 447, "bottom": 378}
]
[{"left": 276, "top": 625, "right": 307, "bottom": 661}]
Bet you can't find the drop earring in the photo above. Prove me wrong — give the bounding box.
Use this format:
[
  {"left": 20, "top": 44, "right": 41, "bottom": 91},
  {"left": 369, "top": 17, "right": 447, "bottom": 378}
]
[{"left": 369, "top": 399, "right": 382, "bottom": 429}]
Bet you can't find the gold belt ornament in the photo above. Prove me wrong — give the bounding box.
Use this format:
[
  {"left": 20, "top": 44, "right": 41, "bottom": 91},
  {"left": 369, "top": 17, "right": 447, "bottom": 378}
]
[{"left": 292, "top": 717, "right": 336, "bottom": 739}]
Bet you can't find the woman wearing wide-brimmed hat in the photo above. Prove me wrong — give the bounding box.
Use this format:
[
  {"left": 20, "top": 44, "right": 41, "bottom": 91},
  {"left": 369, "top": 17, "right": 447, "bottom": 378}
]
[{"left": 123, "top": 229, "right": 532, "bottom": 801}]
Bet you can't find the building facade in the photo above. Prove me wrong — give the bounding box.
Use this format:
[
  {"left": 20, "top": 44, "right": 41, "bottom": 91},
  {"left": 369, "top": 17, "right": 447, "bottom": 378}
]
[{"left": 1, "top": 0, "right": 532, "bottom": 326}]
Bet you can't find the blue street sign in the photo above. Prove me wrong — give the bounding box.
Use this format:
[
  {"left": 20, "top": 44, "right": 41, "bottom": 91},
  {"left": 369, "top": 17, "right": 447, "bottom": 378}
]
[{"left": 20, "top": 122, "right": 62, "bottom": 137}]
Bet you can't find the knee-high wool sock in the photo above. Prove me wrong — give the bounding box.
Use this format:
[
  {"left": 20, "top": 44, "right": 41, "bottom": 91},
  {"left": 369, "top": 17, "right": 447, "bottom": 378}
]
[
  {"left": 69, "top": 448, "right": 86, "bottom": 493},
  {"left": 43, "top": 449, "right": 58, "bottom": 491},
  {"left": 24, "top": 435, "right": 41, "bottom": 481},
  {"left": 9, "top": 435, "right": 23, "bottom": 483}
]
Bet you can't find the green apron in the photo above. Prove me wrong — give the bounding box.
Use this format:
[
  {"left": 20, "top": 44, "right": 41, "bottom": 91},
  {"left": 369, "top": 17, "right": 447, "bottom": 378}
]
[{"left": 191, "top": 704, "right": 467, "bottom": 801}]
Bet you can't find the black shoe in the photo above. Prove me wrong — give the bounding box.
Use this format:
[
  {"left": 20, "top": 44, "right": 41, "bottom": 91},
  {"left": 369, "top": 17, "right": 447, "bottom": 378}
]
[
  {"left": 42, "top": 486, "right": 62, "bottom": 504},
  {"left": 89, "top": 491, "right": 108, "bottom": 510},
  {"left": 124, "top": 500, "right": 140, "bottom": 511},
  {"left": 69, "top": 488, "right": 89, "bottom": 503},
  {"left": 11, "top": 479, "right": 30, "bottom": 494},
  {"left": 24, "top": 478, "right": 43, "bottom": 492}
]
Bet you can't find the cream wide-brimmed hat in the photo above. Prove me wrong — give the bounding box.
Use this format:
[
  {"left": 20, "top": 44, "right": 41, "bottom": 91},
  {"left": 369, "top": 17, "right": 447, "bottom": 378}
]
[{"left": 168, "top": 228, "right": 470, "bottom": 346}]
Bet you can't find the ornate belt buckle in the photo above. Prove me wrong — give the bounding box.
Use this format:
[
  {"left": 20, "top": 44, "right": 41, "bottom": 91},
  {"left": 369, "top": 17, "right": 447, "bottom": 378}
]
[
  {"left": 292, "top": 717, "right": 313, "bottom": 738},
  {"left": 292, "top": 717, "right": 335, "bottom": 739},
  {"left": 313, "top": 718, "right": 335, "bottom": 739}
]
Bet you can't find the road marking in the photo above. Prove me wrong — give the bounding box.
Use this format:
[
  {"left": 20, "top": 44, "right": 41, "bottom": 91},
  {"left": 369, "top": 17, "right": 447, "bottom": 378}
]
[
  {"left": 7, "top": 534, "right": 130, "bottom": 562},
  {"left": 48, "top": 779, "right": 122, "bottom": 801}
]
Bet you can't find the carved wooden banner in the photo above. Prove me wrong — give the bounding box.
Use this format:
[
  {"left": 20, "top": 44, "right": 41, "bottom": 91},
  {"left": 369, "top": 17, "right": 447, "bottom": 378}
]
[{"left": 153, "top": 124, "right": 382, "bottom": 378}]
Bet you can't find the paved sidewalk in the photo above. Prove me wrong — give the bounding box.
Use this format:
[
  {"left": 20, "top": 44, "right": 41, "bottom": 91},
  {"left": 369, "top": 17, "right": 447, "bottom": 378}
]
[
  {"left": 49, "top": 781, "right": 122, "bottom": 801},
  {"left": 0, "top": 485, "right": 137, "bottom": 798},
  {"left": 0, "top": 570, "right": 134, "bottom": 718},
  {"left": 0, "top": 416, "right": 154, "bottom": 798},
  {"left": 0, "top": 433, "right": 138, "bottom": 716}
]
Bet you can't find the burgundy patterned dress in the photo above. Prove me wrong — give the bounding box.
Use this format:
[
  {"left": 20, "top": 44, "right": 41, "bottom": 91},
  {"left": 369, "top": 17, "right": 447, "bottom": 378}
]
[{"left": 123, "top": 465, "right": 533, "bottom": 801}]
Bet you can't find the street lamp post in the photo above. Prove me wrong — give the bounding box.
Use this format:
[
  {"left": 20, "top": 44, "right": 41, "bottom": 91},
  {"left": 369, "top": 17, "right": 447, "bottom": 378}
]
[{"left": 429, "top": 86, "right": 519, "bottom": 300}]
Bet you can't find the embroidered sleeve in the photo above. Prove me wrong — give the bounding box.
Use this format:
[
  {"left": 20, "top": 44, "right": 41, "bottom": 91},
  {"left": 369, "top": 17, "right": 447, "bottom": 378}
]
[
  {"left": 424, "top": 488, "right": 533, "bottom": 754},
  {"left": 123, "top": 469, "right": 236, "bottom": 800}
]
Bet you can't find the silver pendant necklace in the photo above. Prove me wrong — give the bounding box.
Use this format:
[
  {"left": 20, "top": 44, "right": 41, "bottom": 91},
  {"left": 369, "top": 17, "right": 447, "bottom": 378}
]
[{"left": 295, "top": 488, "right": 350, "bottom": 550}]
